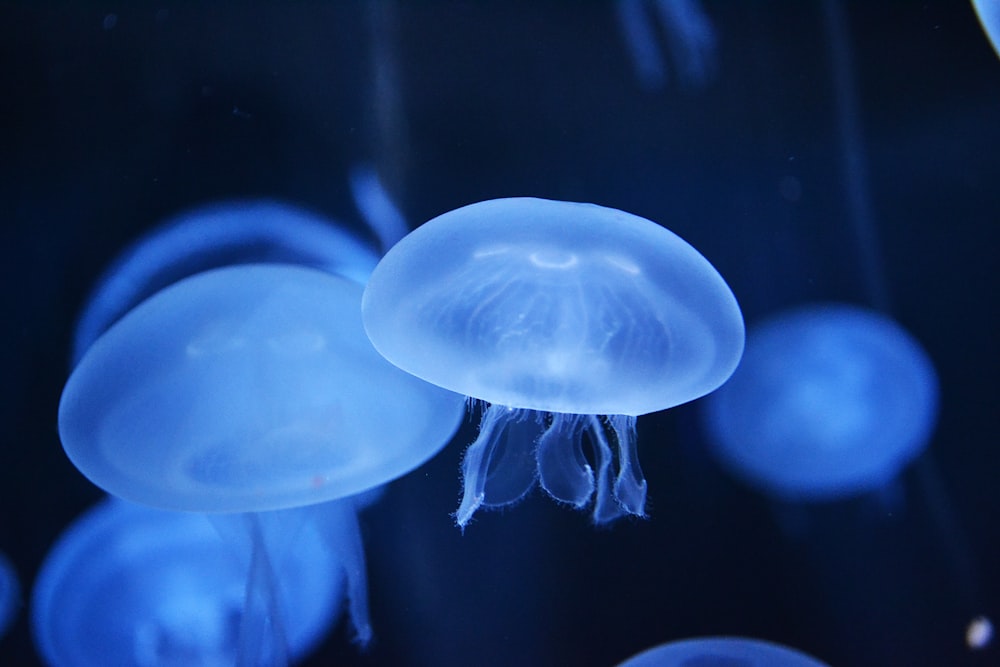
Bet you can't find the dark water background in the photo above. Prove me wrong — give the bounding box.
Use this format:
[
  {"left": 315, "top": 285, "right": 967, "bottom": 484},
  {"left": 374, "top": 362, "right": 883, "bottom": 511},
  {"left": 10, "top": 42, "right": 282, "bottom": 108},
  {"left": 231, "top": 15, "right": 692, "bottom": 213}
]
[{"left": 1, "top": 2, "right": 997, "bottom": 665}]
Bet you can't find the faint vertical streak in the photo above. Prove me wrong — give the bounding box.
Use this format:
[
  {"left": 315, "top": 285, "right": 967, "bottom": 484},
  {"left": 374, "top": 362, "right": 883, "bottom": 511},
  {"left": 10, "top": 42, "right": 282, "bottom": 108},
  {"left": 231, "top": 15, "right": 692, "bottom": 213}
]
[
  {"left": 822, "top": 0, "right": 891, "bottom": 313},
  {"left": 366, "top": 0, "right": 409, "bottom": 208},
  {"left": 349, "top": 164, "right": 409, "bottom": 252},
  {"left": 615, "top": 0, "right": 717, "bottom": 91},
  {"left": 616, "top": 0, "right": 669, "bottom": 91},
  {"left": 653, "top": 0, "right": 717, "bottom": 87}
]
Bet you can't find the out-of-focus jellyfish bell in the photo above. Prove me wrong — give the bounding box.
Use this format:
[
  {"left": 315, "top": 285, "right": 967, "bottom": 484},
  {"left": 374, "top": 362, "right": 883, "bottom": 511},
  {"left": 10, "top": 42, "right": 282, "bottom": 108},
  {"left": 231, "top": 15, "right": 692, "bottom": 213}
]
[
  {"left": 60, "top": 264, "right": 463, "bottom": 512},
  {"left": 972, "top": 0, "right": 1000, "bottom": 59},
  {"left": 59, "top": 263, "right": 465, "bottom": 651},
  {"left": 701, "top": 303, "right": 938, "bottom": 500},
  {"left": 362, "top": 197, "right": 744, "bottom": 528},
  {"left": 0, "top": 551, "right": 19, "bottom": 640},
  {"left": 31, "top": 497, "right": 343, "bottom": 666},
  {"left": 71, "top": 199, "right": 379, "bottom": 365},
  {"left": 617, "top": 636, "right": 831, "bottom": 667}
]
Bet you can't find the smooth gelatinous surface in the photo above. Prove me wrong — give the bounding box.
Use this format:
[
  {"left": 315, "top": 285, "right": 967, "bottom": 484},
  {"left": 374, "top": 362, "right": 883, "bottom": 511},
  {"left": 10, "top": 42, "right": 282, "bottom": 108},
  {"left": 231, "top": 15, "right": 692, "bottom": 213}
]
[
  {"left": 617, "top": 636, "right": 831, "bottom": 667},
  {"left": 71, "top": 199, "right": 379, "bottom": 365},
  {"left": 31, "top": 498, "right": 342, "bottom": 667},
  {"left": 972, "top": 0, "right": 1000, "bottom": 58},
  {"left": 362, "top": 197, "right": 744, "bottom": 415},
  {"left": 59, "top": 264, "right": 465, "bottom": 512},
  {"left": 702, "top": 303, "right": 938, "bottom": 500}
]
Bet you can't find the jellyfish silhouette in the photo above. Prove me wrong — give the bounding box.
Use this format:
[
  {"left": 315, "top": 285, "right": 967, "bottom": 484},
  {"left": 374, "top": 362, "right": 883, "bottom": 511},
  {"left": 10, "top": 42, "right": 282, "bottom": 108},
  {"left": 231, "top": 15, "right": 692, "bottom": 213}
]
[
  {"left": 701, "top": 303, "right": 938, "bottom": 501},
  {"left": 70, "top": 199, "right": 379, "bottom": 365},
  {"left": 59, "top": 264, "right": 465, "bottom": 657},
  {"left": 0, "top": 551, "right": 18, "bottom": 641},
  {"left": 617, "top": 636, "right": 831, "bottom": 667},
  {"left": 31, "top": 497, "right": 345, "bottom": 666},
  {"left": 362, "top": 197, "right": 744, "bottom": 528}
]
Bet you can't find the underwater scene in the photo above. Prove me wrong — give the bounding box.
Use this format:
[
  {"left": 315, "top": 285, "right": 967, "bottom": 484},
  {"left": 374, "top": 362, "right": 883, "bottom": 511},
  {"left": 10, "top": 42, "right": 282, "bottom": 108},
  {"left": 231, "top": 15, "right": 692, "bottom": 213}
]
[{"left": 1, "top": 2, "right": 998, "bottom": 666}]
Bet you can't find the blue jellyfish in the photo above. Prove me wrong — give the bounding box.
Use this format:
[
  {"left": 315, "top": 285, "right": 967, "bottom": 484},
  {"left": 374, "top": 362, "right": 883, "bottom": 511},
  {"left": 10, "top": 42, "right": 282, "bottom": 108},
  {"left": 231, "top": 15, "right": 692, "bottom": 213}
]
[
  {"left": 362, "top": 197, "right": 744, "bottom": 528},
  {"left": 701, "top": 303, "right": 938, "bottom": 500},
  {"left": 614, "top": 0, "right": 717, "bottom": 91},
  {"left": 972, "top": 0, "right": 1000, "bottom": 59},
  {"left": 617, "top": 636, "right": 831, "bottom": 667},
  {"left": 31, "top": 497, "right": 345, "bottom": 666},
  {"left": 71, "top": 199, "right": 379, "bottom": 365},
  {"left": 59, "top": 264, "right": 466, "bottom": 652},
  {"left": 0, "top": 551, "right": 18, "bottom": 641}
]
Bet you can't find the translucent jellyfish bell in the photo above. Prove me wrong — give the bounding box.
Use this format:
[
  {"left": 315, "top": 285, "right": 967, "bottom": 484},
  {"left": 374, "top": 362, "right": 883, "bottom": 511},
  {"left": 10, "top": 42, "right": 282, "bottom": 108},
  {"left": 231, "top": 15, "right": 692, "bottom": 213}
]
[
  {"left": 701, "top": 303, "right": 939, "bottom": 500},
  {"left": 60, "top": 264, "right": 464, "bottom": 513},
  {"left": 617, "top": 636, "right": 831, "bottom": 667},
  {"left": 0, "top": 551, "right": 18, "bottom": 641},
  {"left": 31, "top": 497, "right": 343, "bottom": 666},
  {"left": 362, "top": 197, "right": 744, "bottom": 527},
  {"left": 59, "top": 264, "right": 465, "bottom": 651},
  {"left": 71, "top": 199, "right": 379, "bottom": 365},
  {"left": 972, "top": 0, "right": 1000, "bottom": 59}
]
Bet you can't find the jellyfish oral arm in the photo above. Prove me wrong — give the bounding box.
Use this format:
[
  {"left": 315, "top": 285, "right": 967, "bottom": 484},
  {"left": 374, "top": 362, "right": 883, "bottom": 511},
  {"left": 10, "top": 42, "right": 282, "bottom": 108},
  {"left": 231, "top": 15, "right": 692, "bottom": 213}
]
[{"left": 455, "top": 404, "right": 646, "bottom": 529}]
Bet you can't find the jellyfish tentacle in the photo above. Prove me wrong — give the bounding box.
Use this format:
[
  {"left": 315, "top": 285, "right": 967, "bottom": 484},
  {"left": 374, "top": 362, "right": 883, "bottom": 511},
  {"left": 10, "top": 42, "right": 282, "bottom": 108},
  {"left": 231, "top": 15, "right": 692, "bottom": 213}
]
[
  {"left": 237, "top": 513, "right": 290, "bottom": 667},
  {"left": 455, "top": 403, "right": 512, "bottom": 529},
  {"left": 588, "top": 416, "right": 626, "bottom": 524},
  {"left": 536, "top": 413, "right": 594, "bottom": 508},
  {"left": 610, "top": 415, "right": 647, "bottom": 516},
  {"left": 317, "top": 503, "right": 373, "bottom": 646},
  {"left": 482, "top": 410, "right": 541, "bottom": 508}
]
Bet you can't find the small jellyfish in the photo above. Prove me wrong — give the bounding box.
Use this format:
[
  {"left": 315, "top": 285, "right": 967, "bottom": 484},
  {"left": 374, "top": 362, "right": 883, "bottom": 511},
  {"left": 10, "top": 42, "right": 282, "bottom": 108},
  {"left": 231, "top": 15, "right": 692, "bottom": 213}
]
[
  {"left": 71, "top": 199, "right": 380, "bottom": 365},
  {"left": 0, "top": 551, "right": 19, "bottom": 641},
  {"left": 362, "top": 197, "right": 744, "bottom": 527},
  {"left": 701, "top": 303, "right": 938, "bottom": 500},
  {"left": 31, "top": 497, "right": 344, "bottom": 666},
  {"left": 617, "top": 636, "right": 831, "bottom": 667},
  {"left": 59, "top": 264, "right": 466, "bottom": 652}
]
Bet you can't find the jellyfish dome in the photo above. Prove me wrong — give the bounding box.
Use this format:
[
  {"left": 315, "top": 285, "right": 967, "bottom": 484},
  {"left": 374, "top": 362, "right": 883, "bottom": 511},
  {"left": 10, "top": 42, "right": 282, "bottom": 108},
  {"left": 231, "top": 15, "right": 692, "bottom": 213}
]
[
  {"left": 0, "top": 551, "right": 18, "bottom": 640},
  {"left": 972, "top": 0, "right": 1000, "bottom": 59},
  {"left": 71, "top": 199, "right": 379, "bottom": 365},
  {"left": 617, "top": 636, "right": 831, "bottom": 667},
  {"left": 31, "top": 497, "right": 342, "bottom": 666},
  {"left": 362, "top": 197, "right": 744, "bottom": 527},
  {"left": 701, "top": 303, "right": 939, "bottom": 500},
  {"left": 59, "top": 264, "right": 465, "bottom": 513}
]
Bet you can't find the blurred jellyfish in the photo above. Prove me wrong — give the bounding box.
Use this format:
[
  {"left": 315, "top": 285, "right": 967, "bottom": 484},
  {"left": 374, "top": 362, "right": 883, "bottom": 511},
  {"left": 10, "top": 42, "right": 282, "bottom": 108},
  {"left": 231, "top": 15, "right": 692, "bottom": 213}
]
[
  {"left": 362, "top": 197, "right": 744, "bottom": 528},
  {"left": 617, "top": 636, "right": 831, "bottom": 667},
  {"left": 614, "top": 0, "right": 717, "bottom": 91},
  {"left": 71, "top": 199, "right": 379, "bottom": 365},
  {"left": 701, "top": 303, "right": 938, "bottom": 501},
  {"left": 0, "top": 551, "right": 19, "bottom": 640},
  {"left": 31, "top": 497, "right": 344, "bottom": 666},
  {"left": 972, "top": 0, "right": 1000, "bottom": 59},
  {"left": 59, "top": 265, "right": 466, "bottom": 656}
]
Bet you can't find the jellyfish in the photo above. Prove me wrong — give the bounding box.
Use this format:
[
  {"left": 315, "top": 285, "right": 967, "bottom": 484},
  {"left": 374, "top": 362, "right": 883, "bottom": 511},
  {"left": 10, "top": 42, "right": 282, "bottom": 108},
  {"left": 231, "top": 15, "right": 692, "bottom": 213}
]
[
  {"left": 362, "top": 197, "right": 744, "bottom": 528},
  {"left": 617, "top": 636, "right": 831, "bottom": 667},
  {"left": 614, "top": 0, "right": 717, "bottom": 91},
  {"left": 701, "top": 303, "right": 938, "bottom": 501},
  {"left": 31, "top": 497, "right": 345, "bottom": 666},
  {"left": 71, "top": 199, "right": 379, "bottom": 365},
  {"left": 59, "top": 264, "right": 466, "bottom": 655},
  {"left": 972, "top": 0, "right": 1000, "bottom": 59},
  {"left": 0, "top": 551, "right": 18, "bottom": 641}
]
